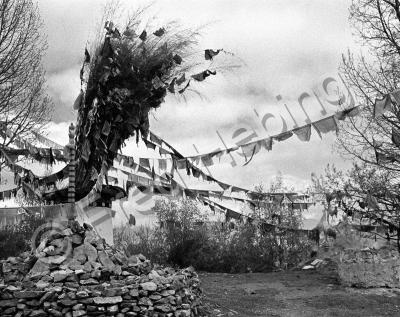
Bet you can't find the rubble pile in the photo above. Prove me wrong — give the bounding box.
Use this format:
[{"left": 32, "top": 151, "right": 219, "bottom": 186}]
[{"left": 0, "top": 221, "right": 203, "bottom": 316}]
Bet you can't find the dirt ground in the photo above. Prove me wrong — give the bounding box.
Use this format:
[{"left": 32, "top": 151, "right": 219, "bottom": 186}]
[{"left": 199, "top": 270, "right": 400, "bottom": 317}]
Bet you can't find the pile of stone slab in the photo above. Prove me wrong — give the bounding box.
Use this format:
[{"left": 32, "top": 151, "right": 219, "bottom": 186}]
[{"left": 0, "top": 221, "right": 203, "bottom": 316}]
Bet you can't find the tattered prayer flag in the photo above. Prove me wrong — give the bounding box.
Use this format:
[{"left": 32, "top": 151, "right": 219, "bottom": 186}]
[
  {"left": 313, "top": 116, "right": 338, "bottom": 138},
  {"left": 150, "top": 132, "right": 162, "bottom": 146},
  {"left": 273, "top": 131, "right": 293, "bottom": 142},
  {"left": 293, "top": 125, "right": 311, "bottom": 142},
  {"left": 391, "top": 89, "right": 400, "bottom": 105},
  {"left": 144, "top": 139, "right": 156, "bottom": 150},
  {"left": 178, "top": 80, "right": 191, "bottom": 94},
  {"left": 374, "top": 95, "right": 392, "bottom": 118},
  {"left": 102, "top": 121, "right": 111, "bottom": 136},
  {"left": 168, "top": 77, "right": 176, "bottom": 94},
  {"left": 176, "top": 74, "right": 185, "bottom": 85},
  {"left": 139, "top": 158, "right": 150, "bottom": 169},
  {"left": 81, "top": 140, "right": 90, "bottom": 162},
  {"left": 335, "top": 106, "right": 360, "bottom": 120},
  {"left": 84, "top": 48, "right": 91, "bottom": 63},
  {"left": 374, "top": 147, "right": 396, "bottom": 164},
  {"left": 240, "top": 142, "right": 259, "bottom": 159},
  {"left": 73, "top": 90, "right": 84, "bottom": 110},
  {"left": 159, "top": 147, "right": 170, "bottom": 156},
  {"left": 123, "top": 28, "right": 136, "bottom": 38},
  {"left": 191, "top": 70, "right": 217, "bottom": 82},
  {"left": 392, "top": 128, "right": 400, "bottom": 147},
  {"left": 241, "top": 143, "right": 258, "bottom": 166},
  {"left": 205, "top": 49, "right": 221, "bottom": 60},
  {"left": 139, "top": 30, "right": 147, "bottom": 41},
  {"left": 153, "top": 27, "right": 165, "bottom": 37},
  {"left": 115, "top": 154, "right": 123, "bottom": 164},
  {"left": 152, "top": 76, "right": 165, "bottom": 89},
  {"left": 201, "top": 154, "right": 214, "bottom": 167},
  {"left": 260, "top": 138, "right": 273, "bottom": 151},
  {"left": 158, "top": 159, "right": 167, "bottom": 171},
  {"left": 176, "top": 159, "right": 186, "bottom": 170},
  {"left": 101, "top": 37, "right": 113, "bottom": 58},
  {"left": 192, "top": 167, "right": 201, "bottom": 178},
  {"left": 173, "top": 54, "right": 182, "bottom": 65}
]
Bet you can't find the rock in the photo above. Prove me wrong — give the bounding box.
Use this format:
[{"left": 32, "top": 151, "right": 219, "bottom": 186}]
[
  {"left": 30, "top": 310, "right": 47, "bottom": 317},
  {"left": 84, "top": 230, "right": 98, "bottom": 245},
  {"left": 93, "top": 296, "right": 122, "bottom": 305},
  {"left": 71, "top": 234, "right": 82, "bottom": 245},
  {"left": 14, "top": 291, "right": 44, "bottom": 299},
  {"left": 107, "top": 305, "right": 119, "bottom": 313},
  {"left": 72, "top": 310, "right": 86, "bottom": 317},
  {"left": 79, "top": 278, "right": 99, "bottom": 285},
  {"left": 30, "top": 259, "right": 50, "bottom": 278},
  {"left": 141, "top": 281, "right": 157, "bottom": 292},
  {"left": 51, "top": 270, "right": 72, "bottom": 282},
  {"left": 98, "top": 251, "right": 115, "bottom": 271},
  {"left": 42, "top": 255, "right": 67, "bottom": 265},
  {"left": 35, "top": 280, "right": 50, "bottom": 289},
  {"left": 73, "top": 243, "right": 98, "bottom": 263},
  {"left": 0, "top": 299, "right": 18, "bottom": 307}
]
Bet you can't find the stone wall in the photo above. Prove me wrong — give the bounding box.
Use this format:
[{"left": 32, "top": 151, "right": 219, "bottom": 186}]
[{"left": 337, "top": 248, "right": 400, "bottom": 288}]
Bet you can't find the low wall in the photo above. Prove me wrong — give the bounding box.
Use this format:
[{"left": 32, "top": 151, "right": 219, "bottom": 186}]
[{"left": 338, "top": 248, "right": 400, "bottom": 288}]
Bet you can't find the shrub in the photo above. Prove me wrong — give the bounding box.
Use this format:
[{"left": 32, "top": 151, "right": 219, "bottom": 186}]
[
  {"left": 0, "top": 214, "right": 46, "bottom": 259},
  {"left": 114, "top": 198, "right": 314, "bottom": 273}
]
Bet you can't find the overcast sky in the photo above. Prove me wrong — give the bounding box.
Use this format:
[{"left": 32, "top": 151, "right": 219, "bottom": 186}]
[{"left": 38, "top": 0, "right": 356, "bottom": 191}]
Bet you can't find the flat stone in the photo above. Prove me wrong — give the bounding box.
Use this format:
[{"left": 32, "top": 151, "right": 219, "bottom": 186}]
[
  {"left": 79, "top": 278, "right": 99, "bottom": 285},
  {"left": 140, "top": 281, "right": 157, "bottom": 292},
  {"left": 0, "top": 299, "right": 18, "bottom": 307},
  {"left": 42, "top": 255, "right": 66, "bottom": 265},
  {"left": 30, "top": 259, "right": 50, "bottom": 278},
  {"left": 73, "top": 243, "right": 98, "bottom": 263},
  {"left": 30, "top": 309, "right": 47, "bottom": 317},
  {"left": 98, "top": 251, "right": 115, "bottom": 271},
  {"left": 14, "top": 290, "right": 45, "bottom": 299},
  {"left": 107, "top": 305, "right": 119, "bottom": 313},
  {"left": 35, "top": 280, "right": 50, "bottom": 289},
  {"left": 93, "top": 296, "right": 122, "bottom": 305}
]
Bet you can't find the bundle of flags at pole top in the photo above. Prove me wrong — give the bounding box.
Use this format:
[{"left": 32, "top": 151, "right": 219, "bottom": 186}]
[{"left": 72, "top": 16, "right": 238, "bottom": 197}]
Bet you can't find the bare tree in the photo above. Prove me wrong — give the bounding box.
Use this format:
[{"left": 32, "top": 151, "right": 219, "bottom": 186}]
[
  {"left": 0, "top": 0, "right": 52, "bottom": 148},
  {"left": 330, "top": 0, "right": 400, "bottom": 249}
]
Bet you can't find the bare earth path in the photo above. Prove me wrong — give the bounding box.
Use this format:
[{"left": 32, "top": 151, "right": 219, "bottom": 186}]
[{"left": 199, "top": 271, "right": 400, "bottom": 317}]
